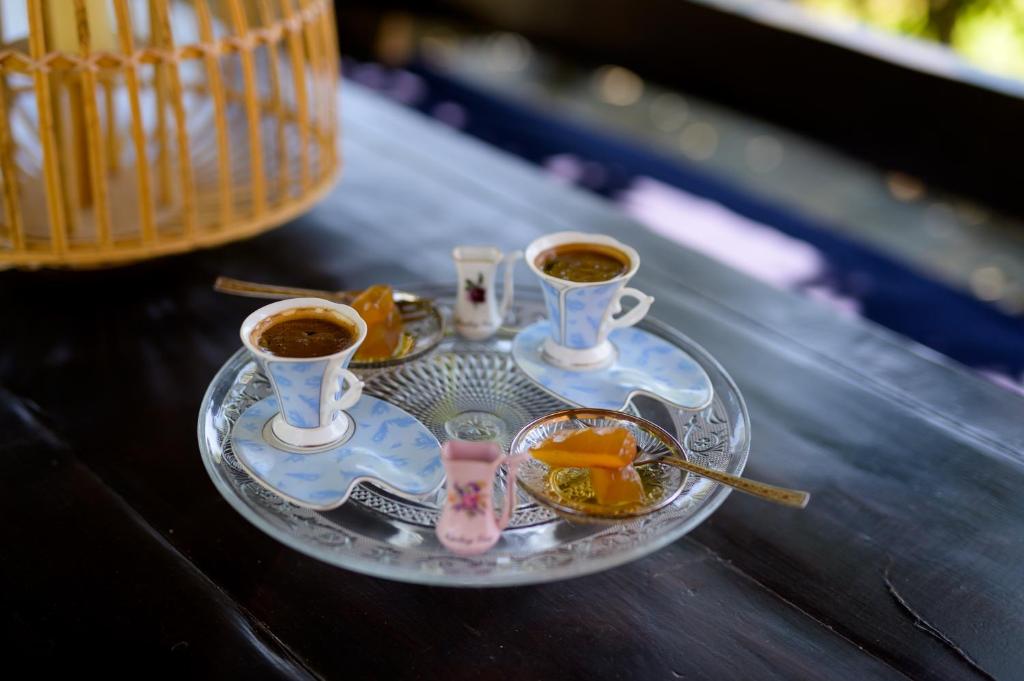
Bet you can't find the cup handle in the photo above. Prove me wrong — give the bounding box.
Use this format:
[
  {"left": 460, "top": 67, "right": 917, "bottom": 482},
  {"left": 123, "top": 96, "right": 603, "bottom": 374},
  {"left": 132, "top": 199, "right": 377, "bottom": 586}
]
[
  {"left": 602, "top": 287, "right": 654, "bottom": 337},
  {"left": 495, "top": 453, "right": 526, "bottom": 530},
  {"left": 324, "top": 365, "right": 363, "bottom": 420}
]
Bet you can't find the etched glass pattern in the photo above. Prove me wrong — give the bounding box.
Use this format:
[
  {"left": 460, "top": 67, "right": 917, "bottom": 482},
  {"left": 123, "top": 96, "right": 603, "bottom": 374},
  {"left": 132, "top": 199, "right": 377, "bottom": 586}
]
[{"left": 198, "top": 289, "right": 749, "bottom": 586}]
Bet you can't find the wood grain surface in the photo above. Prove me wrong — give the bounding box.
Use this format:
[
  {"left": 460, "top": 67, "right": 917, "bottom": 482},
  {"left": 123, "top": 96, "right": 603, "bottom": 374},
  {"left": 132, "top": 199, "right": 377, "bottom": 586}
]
[{"left": 1, "top": 84, "right": 1021, "bottom": 680}]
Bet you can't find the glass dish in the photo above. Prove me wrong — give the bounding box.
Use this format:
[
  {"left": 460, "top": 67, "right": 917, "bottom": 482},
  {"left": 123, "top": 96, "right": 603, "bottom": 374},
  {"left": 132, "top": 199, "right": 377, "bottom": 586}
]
[
  {"left": 198, "top": 286, "right": 750, "bottom": 586},
  {"left": 351, "top": 291, "right": 445, "bottom": 369},
  {"left": 511, "top": 409, "right": 689, "bottom": 522}
]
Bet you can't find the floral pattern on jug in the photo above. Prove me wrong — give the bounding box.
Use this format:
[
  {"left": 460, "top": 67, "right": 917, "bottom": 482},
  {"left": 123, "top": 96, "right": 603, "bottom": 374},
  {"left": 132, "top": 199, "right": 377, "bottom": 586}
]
[
  {"left": 451, "top": 481, "right": 486, "bottom": 516},
  {"left": 465, "top": 274, "right": 486, "bottom": 305}
]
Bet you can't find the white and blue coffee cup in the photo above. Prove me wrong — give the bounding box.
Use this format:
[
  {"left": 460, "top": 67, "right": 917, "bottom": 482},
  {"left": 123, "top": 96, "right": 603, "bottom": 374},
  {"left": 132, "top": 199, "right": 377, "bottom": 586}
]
[
  {"left": 241, "top": 297, "right": 367, "bottom": 448},
  {"left": 526, "top": 231, "right": 654, "bottom": 370}
]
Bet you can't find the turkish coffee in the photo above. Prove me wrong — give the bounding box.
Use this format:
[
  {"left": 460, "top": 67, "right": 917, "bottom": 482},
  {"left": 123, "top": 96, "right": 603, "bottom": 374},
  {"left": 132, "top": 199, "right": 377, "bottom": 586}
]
[
  {"left": 535, "top": 242, "right": 630, "bottom": 283},
  {"left": 253, "top": 308, "right": 356, "bottom": 358}
]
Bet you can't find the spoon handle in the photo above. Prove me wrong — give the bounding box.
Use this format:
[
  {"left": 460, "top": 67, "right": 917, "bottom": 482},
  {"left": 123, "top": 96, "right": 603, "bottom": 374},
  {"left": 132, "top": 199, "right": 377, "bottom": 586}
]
[
  {"left": 654, "top": 456, "right": 810, "bottom": 508},
  {"left": 213, "top": 277, "right": 438, "bottom": 324},
  {"left": 214, "top": 276, "right": 353, "bottom": 303}
]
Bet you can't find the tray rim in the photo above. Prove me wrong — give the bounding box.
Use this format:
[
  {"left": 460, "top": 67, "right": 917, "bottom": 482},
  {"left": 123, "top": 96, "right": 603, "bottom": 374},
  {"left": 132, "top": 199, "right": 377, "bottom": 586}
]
[{"left": 197, "top": 292, "right": 750, "bottom": 587}]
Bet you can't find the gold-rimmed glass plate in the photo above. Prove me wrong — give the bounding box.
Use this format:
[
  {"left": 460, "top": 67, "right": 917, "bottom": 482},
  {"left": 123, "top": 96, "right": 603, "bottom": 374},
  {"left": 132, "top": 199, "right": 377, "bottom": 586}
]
[
  {"left": 349, "top": 291, "right": 445, "bottom": 369},
  {"left": 510, "top": 409, "right": 689, "bottom": 522}
]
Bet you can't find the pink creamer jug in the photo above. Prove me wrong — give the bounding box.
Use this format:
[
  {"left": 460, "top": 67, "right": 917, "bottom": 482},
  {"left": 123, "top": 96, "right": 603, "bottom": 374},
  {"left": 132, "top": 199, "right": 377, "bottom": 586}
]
[{"left": 436, "top": 440, "right": 525, "bottom": 555}]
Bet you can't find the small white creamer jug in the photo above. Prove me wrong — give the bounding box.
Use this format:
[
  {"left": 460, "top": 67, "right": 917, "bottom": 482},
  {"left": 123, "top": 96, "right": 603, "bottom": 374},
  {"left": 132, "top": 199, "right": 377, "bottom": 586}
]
[{"left": 452, "top": 246, "right": 521, "bottom": 340}]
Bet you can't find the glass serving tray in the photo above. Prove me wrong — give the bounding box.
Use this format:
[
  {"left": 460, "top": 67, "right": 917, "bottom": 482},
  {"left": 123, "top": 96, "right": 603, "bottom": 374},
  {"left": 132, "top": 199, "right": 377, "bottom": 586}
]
[{"left": 198, "top": 286, "right": 750, "bottom": 586}]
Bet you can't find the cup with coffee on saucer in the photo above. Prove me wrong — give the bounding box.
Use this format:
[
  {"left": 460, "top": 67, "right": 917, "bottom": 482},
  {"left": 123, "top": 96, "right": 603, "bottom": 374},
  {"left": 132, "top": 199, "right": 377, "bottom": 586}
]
[
  {"left": 230, "top": 297, "right": 444, "bottom": 510},
  {"left": 524, "top": 231, "right": 652, "bottom": 371},
  {"left": 512, "top": 232, "right": 714, "bottom": 412}
]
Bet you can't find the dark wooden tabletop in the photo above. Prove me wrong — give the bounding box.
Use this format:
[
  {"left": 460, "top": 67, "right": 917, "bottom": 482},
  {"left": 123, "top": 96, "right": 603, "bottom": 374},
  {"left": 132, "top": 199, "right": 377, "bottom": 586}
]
[{"left": 2, "top": 84, "right": 1022, "bottom": 680}]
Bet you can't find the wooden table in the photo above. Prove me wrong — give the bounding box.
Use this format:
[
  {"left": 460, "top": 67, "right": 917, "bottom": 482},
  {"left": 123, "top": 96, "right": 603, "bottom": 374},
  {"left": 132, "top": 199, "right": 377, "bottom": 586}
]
[{"left": 2, "top": 84, "right": 1022, "bottom": 679}]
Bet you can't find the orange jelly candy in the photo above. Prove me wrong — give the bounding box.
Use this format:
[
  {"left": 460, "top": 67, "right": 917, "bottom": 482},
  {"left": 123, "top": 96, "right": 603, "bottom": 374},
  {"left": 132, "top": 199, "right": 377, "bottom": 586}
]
[
  {"left": 351, "top": 284, "right": 404, "bottom": 361},
  {"left": 529, "top": 426, "right": 637, "bottom": 469},
  {"left": 590, "top": 465, "right": 645, "bottom": 505}
]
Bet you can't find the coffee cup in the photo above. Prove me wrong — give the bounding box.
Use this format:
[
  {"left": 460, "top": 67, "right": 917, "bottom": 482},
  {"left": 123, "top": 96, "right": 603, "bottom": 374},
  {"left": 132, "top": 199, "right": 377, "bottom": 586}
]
[
  {"left": 240, "top": 297, "right": 367, "bottom": 448},
  {"left": 525, "top": 231, "right": 653, "bottom": 370}
]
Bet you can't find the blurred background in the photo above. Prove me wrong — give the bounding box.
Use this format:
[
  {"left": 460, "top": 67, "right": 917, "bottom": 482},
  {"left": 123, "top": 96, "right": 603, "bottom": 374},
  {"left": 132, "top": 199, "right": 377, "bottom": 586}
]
[{"left": 332, "top": 0, "right": 1024, "bottom": 393}]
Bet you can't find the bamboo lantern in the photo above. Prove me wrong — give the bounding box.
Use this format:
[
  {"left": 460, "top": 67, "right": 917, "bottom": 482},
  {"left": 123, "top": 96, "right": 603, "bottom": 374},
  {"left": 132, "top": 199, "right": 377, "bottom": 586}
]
[{"left": 0, "top": 0, "right": 340, "bottom": 268}]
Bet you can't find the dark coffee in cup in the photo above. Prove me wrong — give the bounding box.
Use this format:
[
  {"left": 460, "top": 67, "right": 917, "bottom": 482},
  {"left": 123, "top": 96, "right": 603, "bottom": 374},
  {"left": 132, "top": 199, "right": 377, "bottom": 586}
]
[
  {"left": 253, "top": 308, "right": 357, "bottom": 358},
  {"left": 535, "top": 242, "right": 630, "bottom": 283}
]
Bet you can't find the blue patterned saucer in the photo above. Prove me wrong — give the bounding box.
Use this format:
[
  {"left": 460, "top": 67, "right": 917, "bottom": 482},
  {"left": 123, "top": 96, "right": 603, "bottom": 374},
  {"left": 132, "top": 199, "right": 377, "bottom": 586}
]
[
  {"left": 230, "top": 395, "right": 444, "bottom": 510},
  {"left": 512, "top": 321, "right": 713, "bottom": 412}
]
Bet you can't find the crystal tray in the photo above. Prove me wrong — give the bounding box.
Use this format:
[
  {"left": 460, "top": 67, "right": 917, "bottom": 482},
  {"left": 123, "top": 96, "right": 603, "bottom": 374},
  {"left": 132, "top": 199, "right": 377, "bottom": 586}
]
[{"left": 198, "top": 286, "right": 750, "bottom": 586}]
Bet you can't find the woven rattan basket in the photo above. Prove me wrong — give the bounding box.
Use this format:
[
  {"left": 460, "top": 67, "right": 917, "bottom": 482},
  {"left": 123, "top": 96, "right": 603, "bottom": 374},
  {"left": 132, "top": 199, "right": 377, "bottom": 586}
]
[{"left": 0, "top": 0, "right": 339, "bottom": 268}]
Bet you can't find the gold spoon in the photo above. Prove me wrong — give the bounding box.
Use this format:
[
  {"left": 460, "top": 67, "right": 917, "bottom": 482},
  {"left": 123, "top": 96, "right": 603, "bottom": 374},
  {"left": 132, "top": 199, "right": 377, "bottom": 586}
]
[
  {"left": 214, "top": 276, "right": 358, "bottom": 303},
  {"left": 213, "top": 276, "right": 432, "bottom": 320},
  {"left": 633, "top": 452, "right": 809, "bottom": 508}
]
